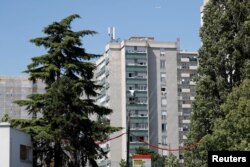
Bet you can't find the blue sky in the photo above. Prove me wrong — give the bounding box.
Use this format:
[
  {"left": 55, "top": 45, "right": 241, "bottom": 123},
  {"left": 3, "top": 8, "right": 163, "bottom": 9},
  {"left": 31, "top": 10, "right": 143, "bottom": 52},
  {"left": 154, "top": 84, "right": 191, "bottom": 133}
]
[{"left": 0, "top": 0, "right": 203, "bottom": 75}]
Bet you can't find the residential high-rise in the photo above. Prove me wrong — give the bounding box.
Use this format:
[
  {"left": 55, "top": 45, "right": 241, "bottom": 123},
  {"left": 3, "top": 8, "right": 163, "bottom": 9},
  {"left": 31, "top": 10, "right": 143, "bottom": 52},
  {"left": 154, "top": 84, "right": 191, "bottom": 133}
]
[
  {"left": 95, "top": 37, "right": 198, "bottom": 166},
  {"left": 0, "top": 76, "right": 45, "bottom": 120}
]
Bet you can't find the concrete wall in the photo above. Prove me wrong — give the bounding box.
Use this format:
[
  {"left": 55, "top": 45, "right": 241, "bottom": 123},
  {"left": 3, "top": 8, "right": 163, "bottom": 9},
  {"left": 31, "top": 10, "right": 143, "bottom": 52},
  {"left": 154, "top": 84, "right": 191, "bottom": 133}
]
[
  {"left": 107, "top": 43, "right": 126, "bottom": 166},
  {"left": 165, "top": 50, "right": 179, "bottom": 157},
  {"left": 148, "top": 48, "right": 159, "bottom": 150},
  {"left": 10, "top": 127, "right": 32, "bottom": 167}
]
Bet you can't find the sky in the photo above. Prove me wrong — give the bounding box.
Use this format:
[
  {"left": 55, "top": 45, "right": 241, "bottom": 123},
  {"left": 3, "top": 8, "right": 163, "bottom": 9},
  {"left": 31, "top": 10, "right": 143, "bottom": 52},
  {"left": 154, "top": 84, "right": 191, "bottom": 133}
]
[{"left": 0, "top": 0, "right": 203, "bottom": 75}]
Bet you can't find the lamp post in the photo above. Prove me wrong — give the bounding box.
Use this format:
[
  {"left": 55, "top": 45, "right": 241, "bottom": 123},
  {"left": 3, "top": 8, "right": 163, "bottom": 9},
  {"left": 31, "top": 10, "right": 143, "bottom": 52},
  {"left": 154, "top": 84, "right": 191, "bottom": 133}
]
[
  {"left": 126, "top": 90, "right": 135, "bottom": 167},
  {"left": 126, "top": 110, "right": 131, "bottom": 167}
]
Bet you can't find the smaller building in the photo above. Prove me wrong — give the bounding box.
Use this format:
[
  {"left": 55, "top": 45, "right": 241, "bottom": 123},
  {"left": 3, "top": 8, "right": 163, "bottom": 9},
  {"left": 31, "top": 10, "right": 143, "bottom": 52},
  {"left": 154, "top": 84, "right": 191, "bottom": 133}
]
[
  {"left": 132, "top": 154, "right": 151, "bottom": 167},
  {"left": 0, "top": 122, "right": 32, "bottom": 167}
]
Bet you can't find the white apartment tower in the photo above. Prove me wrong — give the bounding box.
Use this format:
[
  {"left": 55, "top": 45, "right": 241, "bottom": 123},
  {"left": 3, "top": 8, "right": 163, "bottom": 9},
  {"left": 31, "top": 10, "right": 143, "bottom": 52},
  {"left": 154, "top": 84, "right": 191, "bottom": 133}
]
[{"left": 95, "top": 37, "right": 198, "bottom": 166}]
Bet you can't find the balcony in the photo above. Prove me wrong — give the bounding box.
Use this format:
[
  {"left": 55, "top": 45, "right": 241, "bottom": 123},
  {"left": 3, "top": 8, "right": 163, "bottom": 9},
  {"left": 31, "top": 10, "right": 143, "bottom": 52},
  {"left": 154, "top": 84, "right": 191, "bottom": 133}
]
[
  {"left": 182, "top": 88, "right": 190, "bottom": 93},
  {"left": 189, "top": 81, "right": 196, "bottom": 85},
  {"left": 189, "top": 66, "right": 197, "bottom": 70},
  {"left": 126, "top": 62, "right": 147, "bottom": 66},
  {"left": 126, "top": 52, "right": 147, "bottom": 59},
  {"left": 189, "top": 57, "right": 197, "bottom": 62},
  {"left": 126, "top": 66, "right": 147, "bottom": 72},
  {"left": 105, "top": 95, "right": 110, "bottom": 102},
  {"left": 105, "top": 70, "right": 109, "bottom": 77},
  {"left": 130, "top": 113, "right": 148, "bottom": 118},
  {"left": 182, "top": 104, "right": 192, "bottom": 108},
  {"left": 126, "top": 50, "right": 147, "bottom": 54},
  {"left": 130, "top": 127, "right": 148, "bottom": 131},
  {"left": 180, "top": 58, "right": 190, "bottom": 62},
  {"left": 127, "top": 104, "right": 147, "bottom": 110},
  {"left": 98, "top": 78, "right": 106, "bottom": 86},
  {"left": 105, "top": 58, "right": 109, "bottom": 65},
  {"left": 182, "top": 120, "right": 191, "bottom": 124},
  {"left": 190, "top": 96, "right": 195, "bottom": 100},
  {"left": 181, "top": 73, "right": 190, "bottom": 77},
  {"left": 126, "top": 90, "right": 147, "bottom": 98},
  {"left": 130, "top": 131, "right": 148, "bottom": 137},
  {"left": 126, "top": 78, "right": 147, "bottom": 84},
  {"left": 182, "top": 135, "right": 187, "bottom": 139},
  {"left": 129, "top": 142, "right": 147, "bottom": 150}
]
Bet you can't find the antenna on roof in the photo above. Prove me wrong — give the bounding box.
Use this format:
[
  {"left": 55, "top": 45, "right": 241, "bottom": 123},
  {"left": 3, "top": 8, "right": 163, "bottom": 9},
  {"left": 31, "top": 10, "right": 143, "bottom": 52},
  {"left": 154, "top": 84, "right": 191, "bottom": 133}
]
[
  {"left": 176, "top": 37, "right": 180, "bottom": 51},
  {"left": 108, "top": 26, "right": 116, "bottom": 42}
]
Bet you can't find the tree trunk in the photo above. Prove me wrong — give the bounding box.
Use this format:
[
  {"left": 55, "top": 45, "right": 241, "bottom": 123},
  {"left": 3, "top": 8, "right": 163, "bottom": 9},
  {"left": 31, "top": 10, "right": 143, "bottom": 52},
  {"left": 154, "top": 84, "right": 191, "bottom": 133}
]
[{"left": 54, "top": 142, "right": 62, "bottom": 167}]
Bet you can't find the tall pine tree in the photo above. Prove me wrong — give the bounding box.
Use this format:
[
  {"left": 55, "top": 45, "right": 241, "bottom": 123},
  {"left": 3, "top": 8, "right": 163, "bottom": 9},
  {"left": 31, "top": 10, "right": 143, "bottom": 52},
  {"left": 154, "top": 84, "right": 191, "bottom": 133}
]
[
  {"left": 185, "top": 0, "right": 250, "bottom": 166},
  {"left": 13, "top": 14, "right": 119, "bottom": 167}
]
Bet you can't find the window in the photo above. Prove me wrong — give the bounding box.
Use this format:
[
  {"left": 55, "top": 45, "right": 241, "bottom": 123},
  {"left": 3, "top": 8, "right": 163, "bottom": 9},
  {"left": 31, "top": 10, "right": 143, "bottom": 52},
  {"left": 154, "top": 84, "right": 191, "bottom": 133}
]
[
  {"left": 161, "top": 111, "right": 167, "bottom": 120},
  {"left": 162, "top": 136, "right": 167, "bottom": 145},
  {"left": 160, "top": 48, "right": 166, "bottom": 54},
  {"left": 162, "top": 123, "right": 167, "bottom": 132},
  {"left": 137, "top": 72, "right": 146, "bottom": 78},
  {"left": 138, "top": 97, "right": 147, "bottom": 104},
  {"left": 161, "top": 73, "right": 166, "bottom": 82},
  {"left": 161, "top": 98, "right": 167, "bottom": 106},
  {"left": 20, "top": 145, "right": 32, "bottom": 161},
  {"left": 134, "top": 46, "right": 137, "bottom": 51},
  {"left": 139, "top": 136, "right": 144, "bottom": 141},
  {"left": 160, "top": 60, "right": 166, "bottom": 69},
  {"left": 183, "top": 124, "right": 189, "bottom": 131},
  {"left": 181, "top": 63, "right": 188, "bottom": 69},
  {"left": 161, "top": 87, "right": 166, "bottom": 96},
  {"left": 137, "top": 84, "right": 147, "bottom": 91}
]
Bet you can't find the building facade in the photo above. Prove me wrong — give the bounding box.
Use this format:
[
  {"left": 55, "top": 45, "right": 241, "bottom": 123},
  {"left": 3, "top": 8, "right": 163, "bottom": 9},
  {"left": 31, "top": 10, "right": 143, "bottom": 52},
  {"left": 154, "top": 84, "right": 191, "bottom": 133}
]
[
  {"left": 0, "top": 76, "right": 45, "bottom": 120},
  {"left": 95, "top": 37, "right": 198, "bottom": 166}
]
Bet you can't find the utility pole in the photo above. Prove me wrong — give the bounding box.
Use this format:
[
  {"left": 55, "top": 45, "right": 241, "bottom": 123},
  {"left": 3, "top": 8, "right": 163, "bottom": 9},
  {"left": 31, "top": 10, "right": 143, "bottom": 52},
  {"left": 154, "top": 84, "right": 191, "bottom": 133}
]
[
  {"left": 126, "top": 90, "right": 135, "bottom": 167},
  {"left": 126, "top": 110, "right": 131, "bottom": 167}
]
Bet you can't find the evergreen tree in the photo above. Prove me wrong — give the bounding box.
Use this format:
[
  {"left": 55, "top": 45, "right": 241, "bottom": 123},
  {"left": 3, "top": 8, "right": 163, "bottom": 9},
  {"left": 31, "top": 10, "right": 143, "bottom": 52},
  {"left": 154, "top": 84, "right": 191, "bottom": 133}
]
[
  {"left": 13, "top": 14, "right": 119, "bottom": 166},
  {"left": 185, "top": 0, "right": 250, "bottom": 166},
  {"left": 163, "top": 153, "right": 180, "bottom": 167},
  {"left": 119, "top": 159, "right": 127, "bottom": 167}
]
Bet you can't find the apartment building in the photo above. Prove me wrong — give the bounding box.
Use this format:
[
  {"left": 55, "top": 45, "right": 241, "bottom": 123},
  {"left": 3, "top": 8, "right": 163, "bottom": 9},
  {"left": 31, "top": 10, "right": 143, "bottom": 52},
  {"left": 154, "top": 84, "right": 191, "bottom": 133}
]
[
  {"left": 95, "top": 37, "right": 198, "bottom": 166},
  {"left": 0, "top": 76, "right": 45, "bottom": 120}
]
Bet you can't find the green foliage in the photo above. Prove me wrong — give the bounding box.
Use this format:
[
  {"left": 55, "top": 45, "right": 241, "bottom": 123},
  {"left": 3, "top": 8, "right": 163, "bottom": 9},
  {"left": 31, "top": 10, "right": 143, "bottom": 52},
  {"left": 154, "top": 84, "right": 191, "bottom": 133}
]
[
  {"left": 135, "top": 147, "right": 164, "bottom": 166},
  {"left": 1, "top": 114, "right": 10, "bottom": 122},
  {"left": 119, "top": 159, "right": 127, "bottom": 167},
  {"left": 202, "top": 79, "right": 250, "bottom": 150},
  {"left": 12, "top": 14, "right": 119, "bottom": 167},
  {"left": 185, "top": 0, "right": 250, "bottom": 166},
  {"left": 163, "top": 153, "right": 180, "bottom": 167},
  {"left": 26, "top": 14, "right": 99, "bottom": 87}
]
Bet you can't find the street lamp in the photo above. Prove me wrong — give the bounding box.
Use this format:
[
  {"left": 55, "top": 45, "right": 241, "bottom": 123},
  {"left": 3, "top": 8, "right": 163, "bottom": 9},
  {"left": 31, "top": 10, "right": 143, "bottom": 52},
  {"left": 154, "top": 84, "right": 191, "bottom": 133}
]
[{"left": 126, "top": 90, "right": 135, "bottom": 167}]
